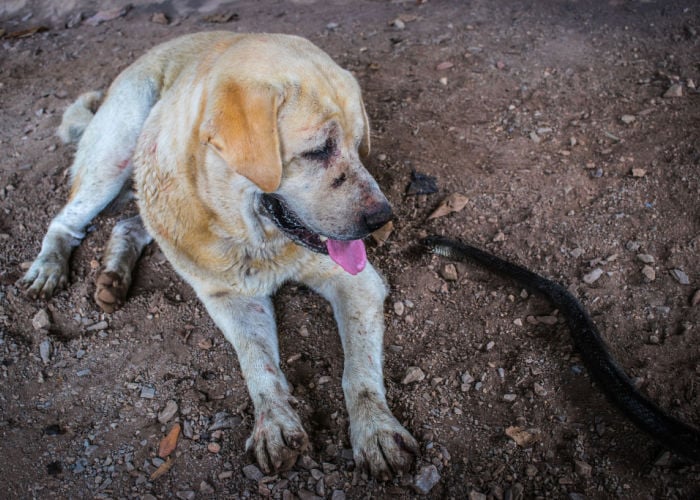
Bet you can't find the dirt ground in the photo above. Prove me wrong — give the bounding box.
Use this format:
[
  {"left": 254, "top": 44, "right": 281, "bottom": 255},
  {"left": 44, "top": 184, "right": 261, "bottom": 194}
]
[{"left": 1, "top": 0, "right": 699, "bottom": 498}]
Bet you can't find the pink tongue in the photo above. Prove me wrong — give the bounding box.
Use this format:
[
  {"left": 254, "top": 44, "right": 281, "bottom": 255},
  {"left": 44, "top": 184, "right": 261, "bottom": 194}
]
[{"left": 326, "top": 239, "right": 367, "bottom": 275}]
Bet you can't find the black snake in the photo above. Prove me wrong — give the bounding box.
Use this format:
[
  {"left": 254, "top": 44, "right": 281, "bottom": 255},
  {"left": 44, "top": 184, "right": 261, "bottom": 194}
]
[{"left": 422, "top": 235, "right": 700, "bottom": 462}]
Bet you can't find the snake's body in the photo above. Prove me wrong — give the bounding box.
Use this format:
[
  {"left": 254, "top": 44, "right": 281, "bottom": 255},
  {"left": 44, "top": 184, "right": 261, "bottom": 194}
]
[{"left": 423, "top": 235, "right": 700, "bottom": 462}]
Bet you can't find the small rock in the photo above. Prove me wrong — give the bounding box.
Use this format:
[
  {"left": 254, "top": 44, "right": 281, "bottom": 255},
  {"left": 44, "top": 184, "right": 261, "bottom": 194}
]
[
  {"left": 86, "top": 320, "right": 109, "bottom": 332},
  {"left": 582, "top": 268, "right": 603, "bottom": 284},
  {"left": 469, "top": 491, "right": 487, "bottom": 500},
  {"left": 207, "top": 442, "right": 221, "bottom": 453},
  {"left": 140, "top": 386, "right": 155, "bottom": 399},
  {"left": 691, "top": 289, "right": 700, "bottom": 306},
  {"left": 175, "top": 491, "right": 195, "bottom": 500},
  {"left": 32, "top": 309, "right": 51, "bottom": 331},
  {"left": 513, "top": 318, "right": 523, "bottom": 327},
  {"left": 648, "top": 335, "right": 660, "bottom": 345},
  {"left": 242, "top": 464, "right": 264, "bottom": 481},
  {"left": 626, "top": 240, "right": 641, "bottom": 252},
  {"left": 574, "top": 460, "right": 592, "bottom": 478},
  {"left": 642, "top": 265, "right": 656, "bottom": 281},
  {"left": 199, "top": 481, "right": 215, "bottom": 494},
  {"left": 436, "top": 61, "right": 454, "bottom": 71},
  {"left": 461, "top": 371, "right": 475, "bottom": 384},
  {"left": 76, "top": 369, "right": 91, "bottom": 377},
  {"left": 663, "top": 84, "right": 683, "bottom": 98},
  {"left": 670, "top": 269, "right": 690, "bottom": 285},
  {"left": 394, "top": 301, "right": 405, "bottom": 316},
  {"left": 414, "top": 465, "right": 440, "bottom": 494},
  {"left": 326, "top": 22, "right": 339, "bottom": 30},
  {"left": 371, "top": 221, "right": 393, "bottom": 246},
  {"left": 440, "top": 263, "right": 459, "bottom": 281},
  {"left": 439, "top": 77, "right": 448, "bottom": 86},
  {"left": 158, "top": 400, "right": 178, "bottom": 424},
  {"left": 636, "top": 254, "right": 655, "bottom": 264},
  {"left": 150, "top": 12, "right": 169, "bottom": 24},
  {"left": 39, "top": 339, "right": 52, "bottom": 364},
  {"left": 533, "top": 383, "right": 547, "bottom": 397},
  {"left": 529, "top": 131, "right": 541, "bottom": 144},
  {"left": 493, "top": 231, "right": 505, "bottom": 242},
  {"left": 331, "top": 491, "right": 346, "bottom": 500},
  {"left": 390, "top": 18, "right": 405, "bottom": 30},
  {"left": 631, "top": 168, "right": 647, "bottom": 177},
  {"left": 620, "top": 114, "right": 636, "bottom": 124},
  {"left": 208, "top": 411, "right": 242, "bottom": 431},
  {"left": 402, "top": 366, "right": 426, "bottom": 385},
  {"left": 503, "top": 394, "right": 517, "bottom": 402}
]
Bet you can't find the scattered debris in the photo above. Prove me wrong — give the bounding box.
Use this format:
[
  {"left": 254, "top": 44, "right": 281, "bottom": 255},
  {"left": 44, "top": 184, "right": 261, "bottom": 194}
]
[
  {"left": 428, "top": 193, "right": 469, "bottom": 219},
  {"left": 84, "top": 5, "right": 132, "bottom": 26},
  {"left": 406, "top": 170, "right": 438, "bottom": 195},
  {"left": 158, "top": 423, "right": 181, "bottom": 458},
  {"left": 670, "top": 269, "right": 690, "bottom": 285},
  {"left": 32, "top": 309, "right": 51, "bottom": 331},
  {"left": 583, "top": 268, "right": 603, "bottom": 284},
  {"left": 414, "top": 465, "right": 440, "bottom": 494},
  {"left": 203, "top": 12, "right": 239, "bottom": 23},
  {"left": 402, "top": 366, "right": 426, "bottom": 384}
]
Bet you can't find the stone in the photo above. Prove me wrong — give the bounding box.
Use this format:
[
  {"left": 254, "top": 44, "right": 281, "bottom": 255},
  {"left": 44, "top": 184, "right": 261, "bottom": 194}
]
[
  {"left": 620, "top": 114, "right": 636, "bottom": 124},
  {"left": 440, "top": 263, "right": 458, "bottom": 281},
  {"left": 663, "top": 84, "right": 683, "bottom": 98},
  {"left": 402, "top": 366, "right": 425, "bottom": 384},
  {"left": 394, "top": 301, "right": 405, "bottom": 316},
  {"left": 670, "top": 269, "right": 690, "bottom": 285},
  {"left": 199, "top": 481, "right": 215, "bottom": 494},
  {"left": 242, "top": 464, "right": 263, "bottom": 481},
  {"left": 414, "top": 465, "right": 440, "bottom": 494},
  {"left": 158, "top": 400, "right": 178, "bottom": 424},
  {"left": 574, "top": 460, "right": 592, "bottom": 478},
  {"left": 636, "top": 254, "right": 655, "bottom": 264},
  {"left": 140, "top": 386, "right": 155, "bottom": 399},
  {"left": 582, "top": 268, "right": 603, "bottom": 284},
  {"left": 642, "top": 265, "right": 655, "bottom": 281},
  {"left": 39, "top": 339, "right": 51, "bottom": 364},
  {"left": 32, "top": 309, "right": 51, "bottom": 331}
]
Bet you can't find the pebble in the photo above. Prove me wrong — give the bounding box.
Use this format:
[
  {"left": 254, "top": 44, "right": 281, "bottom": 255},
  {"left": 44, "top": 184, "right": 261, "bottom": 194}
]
[
  {"left": 636, "top": 254, "right": 655, "bottom": 264},
  {"left": 175, "top": 491, "right": 195, "bottom": 500},
  {"left": 207, "top": 442, "right": 221, "bottom": 453},
  {"left": 642, "top": 265, "right": 656, "bottom": 281},
  {"left": 208, "top": 411, "right": 242, "bottom": 431},
  {"left": 394, "top": 301, "right": 405, "bottom": 316},
  {"left": 86, "top": 320, "right": 109, "bottom": 332},
  {"left": 39, "top": 339, "right": 52, "bottom": 364},
  {"left": 439, "top": 263, "right": 458, "bottom": 281},
  {"left": 663, "top": 84, "right": 683, "bottom": 98},
  {"left": 533, "top": 383, "right": 547, "bottom": 397},
  {"left": 503, "top": 394, "right": 517, "bottom": 402},
  {"left": 620, "top": 114, "right": 636, "bottom": 124},
  {"left": 469, "top": 491, "right": 487, "bottom": 500},
  {"left": 242, "top": 464, "right": 263, "bottom": 481},
  {"left": 390, "top": 18, "right": 405, "bottom": 30},
  {"left": 32, "top": 309, "right": 51, "bottom": 331},
  {"left": 76, "top": 369, "right": 91, "bottom": 377},
  {"left": 199, "top": 481, "right": 215, "bottom": 494},
  {"left": 574, "top": 460, "right": 592, "bottom": 478},
  {"left": 461, "top": 371, "right": 475, "bottom": 384},
  {"left": 157, "top": 400, "right": 178, "bottom": 424},
  {"left": 582, "top": 268, "right": 603, "bottom": 284},
  {"left": 631, "top": 168, "right": 647, "bottom": 177},
  {"left": 691, "top": 289, "right": 700, "bottom": 306},
  {"left": 402, "top": 366, "right": 425, "bottom": 385},
  {"left": 670, "top": 269, "right": 690, "bottom": 285},
  {"left": 414, "top": 465, "right": 440, "bottom": 494},
  {"left": 76, "top": 349, "right": 86, "bottom": 359},
  {"left": 140, "top": 386, "right": 155, "bottom": 399},
  {"left": 331, "top": 491, "right": 346, "bottom": 500}
]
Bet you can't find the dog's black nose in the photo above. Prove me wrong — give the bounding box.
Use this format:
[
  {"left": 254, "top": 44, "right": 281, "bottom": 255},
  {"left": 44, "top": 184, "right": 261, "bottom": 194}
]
[{"left": 362, "top": 202, "right": 393, "bottom": 232}]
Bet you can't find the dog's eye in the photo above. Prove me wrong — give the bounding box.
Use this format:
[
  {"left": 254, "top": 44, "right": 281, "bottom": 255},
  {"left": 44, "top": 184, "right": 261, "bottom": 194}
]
[{"left": 303, "top": 137, "right": 335, "bottom": 162}]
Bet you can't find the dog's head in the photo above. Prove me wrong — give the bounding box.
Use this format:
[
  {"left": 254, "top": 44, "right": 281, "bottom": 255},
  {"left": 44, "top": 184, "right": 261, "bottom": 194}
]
[{"left": 199, "top": 35, "right": 391, "bottom": 275}]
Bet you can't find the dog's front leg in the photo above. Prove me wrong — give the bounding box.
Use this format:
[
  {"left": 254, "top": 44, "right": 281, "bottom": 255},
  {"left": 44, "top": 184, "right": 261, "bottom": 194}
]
[
  {"left": 302, "top": 263, "right": 418, "bottom": 479},
  {"left": 197, "top": 291, "right": 309, "bottom": 472}
]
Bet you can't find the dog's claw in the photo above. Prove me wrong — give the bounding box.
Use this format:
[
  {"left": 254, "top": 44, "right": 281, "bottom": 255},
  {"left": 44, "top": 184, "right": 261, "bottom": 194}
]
[
  {"left": 21, "top": 256, "right": 69, "bottom": 300},
  {"left": 246, "top": 404, "right": 309, "bottom": 474}
]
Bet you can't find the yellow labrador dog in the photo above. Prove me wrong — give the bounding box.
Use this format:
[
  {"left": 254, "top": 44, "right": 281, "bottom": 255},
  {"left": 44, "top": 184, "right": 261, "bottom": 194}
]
[{"left": 21, "top": 32, "right": 417, "bottom": 478}]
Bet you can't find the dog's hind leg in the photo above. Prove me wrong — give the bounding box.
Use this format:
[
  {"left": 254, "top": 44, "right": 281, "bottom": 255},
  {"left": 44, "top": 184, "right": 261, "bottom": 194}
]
[
  {"left": 94, "top": 215, "right": 153, "bottom": 313},
  {"left": 21, "top": 77, "right": 159, "bottom": 299}
]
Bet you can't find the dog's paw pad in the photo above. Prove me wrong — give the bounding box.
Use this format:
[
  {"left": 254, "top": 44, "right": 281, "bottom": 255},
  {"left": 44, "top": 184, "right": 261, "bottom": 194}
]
[
  {"left": 94, "top": 270, "right": 128, "bottom": 313},
  {"left": 246, "top": 406, "right": 309, "bottom": 473}
]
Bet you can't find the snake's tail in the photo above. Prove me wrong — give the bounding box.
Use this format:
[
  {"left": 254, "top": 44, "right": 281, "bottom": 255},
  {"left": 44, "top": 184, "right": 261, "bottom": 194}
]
[{"left": 423, "top": 235, "right": 700, "bottom": 462}]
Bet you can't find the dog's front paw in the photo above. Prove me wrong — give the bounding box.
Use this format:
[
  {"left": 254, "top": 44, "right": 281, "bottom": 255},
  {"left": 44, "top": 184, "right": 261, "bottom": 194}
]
[
  {"left": 350, "top": 404, "right": 418, "bottom": 480},
  {"left": 94, "top": 270, "right": 129, "bottom": 313},
  {"left": 246, "top": 403, "right": 309, "bottom": 473},
  {"left": 20, "top": 255, "right": 69, "bottom": 299}
]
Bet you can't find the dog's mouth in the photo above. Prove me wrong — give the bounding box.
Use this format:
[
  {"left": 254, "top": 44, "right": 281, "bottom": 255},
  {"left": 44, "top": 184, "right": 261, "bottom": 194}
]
[{"left": 260, "top": 194, "right": 367, "bottom": 275}]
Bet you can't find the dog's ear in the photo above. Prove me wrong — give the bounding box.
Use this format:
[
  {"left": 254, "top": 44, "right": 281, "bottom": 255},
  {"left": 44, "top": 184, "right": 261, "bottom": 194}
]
[
  {"left": 202, "top": 82, "right": 283, "bottom": 193},
  {"left": 359, "top": 99, "right": 371, "bottom": 160}
]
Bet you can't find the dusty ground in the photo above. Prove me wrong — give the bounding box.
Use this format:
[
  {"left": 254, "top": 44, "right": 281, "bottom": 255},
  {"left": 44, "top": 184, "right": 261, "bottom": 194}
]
[{"left": 1, "top": 0, "right": 699, "bottom": 498}]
